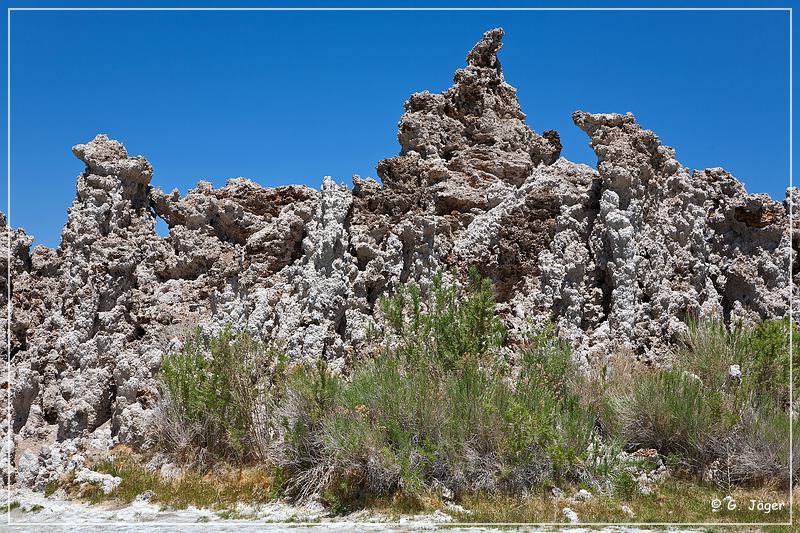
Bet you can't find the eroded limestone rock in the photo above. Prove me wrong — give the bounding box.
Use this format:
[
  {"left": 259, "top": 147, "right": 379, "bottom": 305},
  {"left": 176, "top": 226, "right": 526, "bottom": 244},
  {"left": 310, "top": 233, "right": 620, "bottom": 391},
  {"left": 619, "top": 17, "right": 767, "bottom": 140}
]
[
  {"left": 3, "top": 28, "right": 793, "bottom": 488},
  {"left": 572, "top": 111, "right": 790, "bottom": 362}
]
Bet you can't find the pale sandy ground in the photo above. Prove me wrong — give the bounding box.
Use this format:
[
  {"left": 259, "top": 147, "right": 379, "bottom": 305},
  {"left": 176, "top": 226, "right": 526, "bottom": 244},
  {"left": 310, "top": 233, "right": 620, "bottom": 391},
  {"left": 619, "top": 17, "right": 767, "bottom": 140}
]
[{"left": 0, "top": 488, "right": 708, "bottom": 532}]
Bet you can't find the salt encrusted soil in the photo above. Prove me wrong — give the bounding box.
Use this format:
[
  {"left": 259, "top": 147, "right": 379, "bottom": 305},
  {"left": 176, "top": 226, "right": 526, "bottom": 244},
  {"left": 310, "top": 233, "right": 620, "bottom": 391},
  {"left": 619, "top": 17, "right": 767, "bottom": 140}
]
[
  {"left": 1, "top": 28, "right": 795, "bottom": 492},
  {"left": 3, "top": 488, "right": 706, "bottom": 533}
]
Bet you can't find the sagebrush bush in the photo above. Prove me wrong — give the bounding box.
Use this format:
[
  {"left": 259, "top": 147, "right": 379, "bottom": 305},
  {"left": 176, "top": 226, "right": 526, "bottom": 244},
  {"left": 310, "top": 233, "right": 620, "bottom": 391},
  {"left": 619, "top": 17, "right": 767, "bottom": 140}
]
[
  {"left": 678, "top": 317, "right": 797, "bottom": 405},
  {"left": 708, "top": 401, "right": 795, "bottom": 488},
  {"left": 272, "top": 269, "right": 597, "bottom": 509},
  {"left": 677, "top": 318, "right": 743, "bottom": 391},
  {"left": 614, "top": 370, "right": 724, "bottom": 470},
  {"left": 158, "top": 326, "right": 286, "bottom": 464},
  {"left": 509, "top": 325, "right": 596, "bottom": 480},
  {"left": 379, "top": 267, "right": 506, "bottom": 370},
  {"left": 744, "top": 318, "right": 798, "bottom": 408},
  {"left": 615, "top": 317, "right": 796, "bottom": 488},
  {"left": 272, "top": 359, "right": 340, "bottom": 499}
]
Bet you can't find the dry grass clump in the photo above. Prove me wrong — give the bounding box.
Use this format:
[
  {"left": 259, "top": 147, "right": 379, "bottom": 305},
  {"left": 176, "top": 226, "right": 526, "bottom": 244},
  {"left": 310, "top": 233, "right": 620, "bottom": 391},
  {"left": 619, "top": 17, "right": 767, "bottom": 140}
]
[
  {"left": 81, "top": 446, "right": 280, "bottom": 509},
  {"left": 454, "top": 478, "right": 790, "bottom": 524},
  {"left": 614, "top": 318, "right": 797, "bottom": 489}
]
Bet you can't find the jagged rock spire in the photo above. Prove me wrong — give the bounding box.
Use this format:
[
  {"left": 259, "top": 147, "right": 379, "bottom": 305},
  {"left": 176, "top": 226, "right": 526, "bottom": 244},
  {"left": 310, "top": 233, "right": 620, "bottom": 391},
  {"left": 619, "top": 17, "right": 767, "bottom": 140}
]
[
  {"left": 466, "top": 27, "right": 504, "bottom": 72},
  {"left": 72, "top": 134, "right": 153, "bottom": 184},
  {"left": 570, "top": 110, "right": 790, "bottom": 360},
  {"left": 376, "top": 27, "right": 562, "bottom": 215}
]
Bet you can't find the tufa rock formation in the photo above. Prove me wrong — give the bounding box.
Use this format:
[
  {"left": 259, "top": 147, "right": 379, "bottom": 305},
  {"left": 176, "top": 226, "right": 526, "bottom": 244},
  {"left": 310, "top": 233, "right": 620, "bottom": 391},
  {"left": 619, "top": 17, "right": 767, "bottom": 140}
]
[{"left": 2, "top": 28, "right": 795, "bottom": 488}]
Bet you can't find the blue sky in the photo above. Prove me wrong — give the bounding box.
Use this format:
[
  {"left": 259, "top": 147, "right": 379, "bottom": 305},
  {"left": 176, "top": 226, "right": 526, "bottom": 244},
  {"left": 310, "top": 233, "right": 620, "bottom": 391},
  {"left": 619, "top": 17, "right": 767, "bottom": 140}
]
[{"left": 3, "top": 2, "right": 794, "bottom": 247}]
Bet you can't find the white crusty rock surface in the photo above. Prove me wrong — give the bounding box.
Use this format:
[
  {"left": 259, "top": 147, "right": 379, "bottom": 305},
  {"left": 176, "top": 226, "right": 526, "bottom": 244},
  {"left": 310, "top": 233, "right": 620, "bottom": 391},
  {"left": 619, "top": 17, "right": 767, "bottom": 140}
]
[{"left": 2, "top": 28, "right": 795, "bottom": 487}]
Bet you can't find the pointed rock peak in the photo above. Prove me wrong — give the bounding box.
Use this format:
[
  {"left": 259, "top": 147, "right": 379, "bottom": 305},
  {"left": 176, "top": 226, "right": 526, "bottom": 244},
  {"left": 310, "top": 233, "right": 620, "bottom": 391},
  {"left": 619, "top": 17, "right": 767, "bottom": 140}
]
[
  {"left": 378, "top": 27, "right": 561, "bottom": 195},
  {"left": 72, "top": 134, "right": 153, "bottom": 184},
  {"left": 572, "top": 110, "right": 684, "bottom": 209},
  {"left": 466, "top": 27, "right": 504, "bottom": 73},
  {"left": 72, "top": 134, "right": 129, "bottom": 166}
]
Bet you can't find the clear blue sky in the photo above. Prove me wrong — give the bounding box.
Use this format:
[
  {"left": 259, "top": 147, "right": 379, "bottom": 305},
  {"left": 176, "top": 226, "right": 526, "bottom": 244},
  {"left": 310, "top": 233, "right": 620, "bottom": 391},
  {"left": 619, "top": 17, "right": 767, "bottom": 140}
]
[{"left": 3, "top": 2, "right": 794, "bottom": 248}]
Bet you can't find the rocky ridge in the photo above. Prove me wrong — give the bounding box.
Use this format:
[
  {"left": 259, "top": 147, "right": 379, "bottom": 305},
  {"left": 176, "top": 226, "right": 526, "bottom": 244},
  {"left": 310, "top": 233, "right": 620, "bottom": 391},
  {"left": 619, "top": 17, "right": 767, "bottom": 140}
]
[{"left": 2, "top": 28, "right": 795, "bottom": 488}]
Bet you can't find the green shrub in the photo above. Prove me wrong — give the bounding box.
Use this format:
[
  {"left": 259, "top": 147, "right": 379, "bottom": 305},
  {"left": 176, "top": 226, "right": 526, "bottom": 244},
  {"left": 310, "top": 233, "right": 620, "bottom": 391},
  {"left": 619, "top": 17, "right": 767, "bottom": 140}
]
[
  {"left": 153, "top": 283, "right": 795, "bottom": 502},
  {"left": 158, "top": 326, "right": 286, "bottom": 464},
  {"left": 507, "top": 329, "right": 595, "bottom": 480},
  {"left": 379, "top": 267, "right": 506, "bottom": 371},
  {"left": 678, "top": 317, "right": 797, "bottom": 406},
  {"left": 708, "top": 401, "right": 795, "bottom": 488},
  {"left": 615, "top": 370, "right": 724, "bottom": 470},
  {"left": 276, "top": 359, "right": 340, "bottom": 497},
  {"left": 743, "top": 318, "right": 798, "bottom": 408},
  {"left": 274, "top": 271, "right": 595, "bottom": 508},
  {"left": 615, "top": 317, "right": 796, "bottom": 487},
  {"left": 612, "top": 470, "right": 638, "bottom": 500},
  {"left": 677, "top": 318, "right": 743, "bottom": 392}
]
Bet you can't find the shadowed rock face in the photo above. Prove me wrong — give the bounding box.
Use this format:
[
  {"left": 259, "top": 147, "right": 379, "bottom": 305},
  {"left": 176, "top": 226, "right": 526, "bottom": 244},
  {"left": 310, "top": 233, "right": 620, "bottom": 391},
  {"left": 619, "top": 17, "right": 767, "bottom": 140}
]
[{"left": 1, "top": 28, "right": 794, "bottom": 488}]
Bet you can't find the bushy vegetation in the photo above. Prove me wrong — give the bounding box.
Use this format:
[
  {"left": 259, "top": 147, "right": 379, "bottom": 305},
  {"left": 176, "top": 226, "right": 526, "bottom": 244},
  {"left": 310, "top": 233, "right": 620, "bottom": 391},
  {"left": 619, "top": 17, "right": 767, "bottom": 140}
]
[
  {"left": 615, "top": 317, "right": 798, "bottom": 488},
  {"left": 148, "top": 270, "right": 795, "bottom": 514},
  {"left": 614, "top": 369, "right": 723, "bottom": 471},
  {"left": 274, "top": 270, "right": 598, "bottom": 508},
  {"left": 158, "top": 327, "right": 286, "bottom": 464},
  {"left": 378, "top": 268, "right": 506, "bottom": 369}
]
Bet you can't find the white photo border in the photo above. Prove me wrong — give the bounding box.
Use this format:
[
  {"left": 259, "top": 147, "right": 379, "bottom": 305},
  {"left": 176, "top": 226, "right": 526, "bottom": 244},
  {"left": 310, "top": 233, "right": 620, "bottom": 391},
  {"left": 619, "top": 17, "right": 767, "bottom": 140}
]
[{"left": 4, "top": 4, "right": 794, "bottom": 528}]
